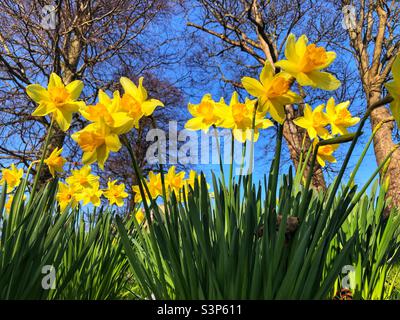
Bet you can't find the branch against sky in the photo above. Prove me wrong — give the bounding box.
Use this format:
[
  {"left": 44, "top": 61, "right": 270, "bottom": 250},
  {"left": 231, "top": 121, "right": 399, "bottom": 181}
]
[{"left": 0, "top": 0, "right": 186, "bottom": 186}]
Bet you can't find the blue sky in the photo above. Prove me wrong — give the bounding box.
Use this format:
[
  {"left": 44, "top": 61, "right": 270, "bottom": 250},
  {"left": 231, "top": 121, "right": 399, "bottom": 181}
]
[{"left": 147, "top": 6, "right": 382, "bottom": 191}]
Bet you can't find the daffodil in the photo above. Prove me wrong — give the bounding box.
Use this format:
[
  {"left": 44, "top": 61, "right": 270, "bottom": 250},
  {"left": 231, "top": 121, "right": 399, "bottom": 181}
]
[
  {"left": 76, "top": 182, "right": 103, "bottom": 207},
  {"left": 44, "top": 147, "right": 66, "bottom": 178},
  {"left": 384, "top": 54, "right": 400, "bottom": 126},
  {"left": 186, "top": 170, "right": 199, "bottom": 189},
  {"left": 71, "top": 123, "right": 122, "bottom": 170},
  {"left": 275, "top": 34, "right": 340, "bottom": 91},
  {"left": 132, "top": 171, "right": 163, "bottom": 203},
  {"left": 185, "top": 94, "right": 227, "bottom": 132},
  {"left": 217, "top": 91, "right": 273, "bottom": 142},
  {"left": 0, "top": 164, "right": 24, "bottom": 190},
  {"left": 103, "top": 180, "right": 128, "bottom": 207},
  {"left": 293, "top": 104, "right": 330, "bottom": 140},
  {"left": 26, "top": 73, "right": 85, "bottom": 131},
  {"left": 135, "top": 209, "right": 145, "bottom": 224},
  {"left": 165, "top": 166, "right": 185, "bottom": 195},
  {"left": 119, "top": 77, "right": 164, "bottom": 128},
  {"left": 313, "top": 140, "right": 339, "bottom": 167},
  {"left": 56, "top": 182, "right": 78, "bottom": 212},
  {"left": 5, "top": 195, "right": 13, "bottom": 213},
  {"left": 80, "top": 90, "right": 133, "bottom": 134},
  {"left": 66, "top": 165, "right": 99, "bottom": 189},
  {"left": 5, "top": 194, "right": 27, "bottom": 213},
  {"left": 241, "top": 61, "right": 300, "bottom": 123},
  {"left": 325, "top": 97, "right": 359, "bottom": 135}
]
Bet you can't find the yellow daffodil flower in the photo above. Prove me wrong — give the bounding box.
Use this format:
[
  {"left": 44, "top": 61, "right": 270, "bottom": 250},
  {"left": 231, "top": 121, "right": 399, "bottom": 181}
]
[
  {"left": 275, "top": 34, "right": 340, "bottom": 91},
  {"left": 0, "top": 163, "right": 24, "bottom": 190},
  {"left": 71, "top": 123, "right": 122, "bottom": 170},
  {"left": 135, "top": 209, "right": 145, "bottom": 224},
  {"left": 66, "top": 165, "right": 99, "bottom": 189},
  {"left": 119, "top": 77, "right": 164, "bottom": 128},
  {"left": 80, "top": 90, "right": 133, "bottom": 134},
  {"left": 26, "top": 73, "right": 85, "bottom": 131},
  {"left": 56, "top": 182, "right": 78, "bottom": 212},
  {"left": 5, "top": 195, "right": 13, "bottom": 213},
  {"left": 5, "top": 194, "right": 27, "bottom": 213},
  {"left": 132, "top": 171, "right": 163, "bottom": 203},
  {"left": 241, "top": 61, "right": 301, "bottom": 122},
  {"left": 325, "top": 97, "right": 359, "bottom": 135},
  {"left": 132, "top": 185, "right": 149, "bottom": 203},
  {"left": 76, "top": 182, "right": 103, "bottom": 207},
  {"left": 186, "top": 170, "right": 199, "bottom": 189},
  {"left": 103, "top": 180, "right": 128, "bottom": 207},
  {"left": 185, "top": 94, "right": 227, "bottom": 132},
  {"left": 165, "top": 166, "right": 185, "bottom": 195},
  {"left": 217, "top": 91, "right": 274, "bottom": 142},
  {"left": 44, "top": 147, "right": 66, "bottom": 178},
  {"left": 384, "top": 54, "right": 400, "bottom": 126},
  {"left": 313, "top": 140, "right": 339, "bottom": 167},
  {"left": 293, "top": 104, "right": 330, "bottom": 139}
]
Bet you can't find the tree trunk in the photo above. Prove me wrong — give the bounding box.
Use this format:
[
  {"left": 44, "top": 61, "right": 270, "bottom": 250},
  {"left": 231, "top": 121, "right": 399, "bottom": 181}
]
[
  {"left": 283, "top": 105, "right": 326, "bottom": 191},
  {"left": 369, "top": 90, "right": 400, "bottom": 215},
  {"left": 38, "top": 36, "right": 81, "bottom": 185}
]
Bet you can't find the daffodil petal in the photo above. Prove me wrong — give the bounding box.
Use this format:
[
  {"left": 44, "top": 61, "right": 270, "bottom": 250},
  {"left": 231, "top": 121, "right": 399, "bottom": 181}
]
[
  {"left": 284, "top": 34, "right": 299, "bottom": 61},
  {"left": 32, "top": 102, "right": 55, "bottom": 117},
  {"left": 120, "top": 77, "right": 140, "bottom": 98},
  {"left": 260, "top": 62, "right": 274, "bottom": 86},
  {"left": 48, "top": 73, "right": 64, "bottom": 90},
  {"left": 26, "top": 84, "right": 50, "bottom": 103},
  {"left": 185, "top": 117, "right": 204, "bottom": 131},
  {"left": 241, "top": 77, "right": 266, "bottom": 97},
  {"left": 65, "top": 80, "right": 84, "bottom": 100},
  {"left": 275, "top": 60, "right": 300, "bottom": 74},
  {"left": 142, "top": 99, "right": 164, "bottom": 116},
  {"left": 306, "top": 71, "right": 341, "bottom": 90}
]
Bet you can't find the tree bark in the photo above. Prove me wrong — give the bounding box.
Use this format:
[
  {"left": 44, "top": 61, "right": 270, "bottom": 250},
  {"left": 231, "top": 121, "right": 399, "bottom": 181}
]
[{"left": 369, "top": 91, "right": 400, "bottom": 215}]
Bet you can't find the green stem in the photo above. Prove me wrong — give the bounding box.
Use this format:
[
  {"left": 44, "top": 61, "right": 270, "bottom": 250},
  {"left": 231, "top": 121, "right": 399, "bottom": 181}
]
[
  {"left": 229, "top": 131, "right": 234, "bottom": 197},
  {"left": 31, "top": 117, "right": 54, "bottom": 195}
]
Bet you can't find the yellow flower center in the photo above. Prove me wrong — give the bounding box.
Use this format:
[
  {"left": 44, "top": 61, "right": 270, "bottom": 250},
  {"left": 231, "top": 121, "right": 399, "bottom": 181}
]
[
  {"left": 197, "top": 101, "right": 215, "bottom": 122},
  {"left": 3, "top": 171, "right": 19, "bottom": 187},
  {"left": 319, "top": 145, "right": 333, "bottom": 156},
  {"left": 49, "top": 87, "right": 70, "bottom": 105},
  {"left": 79, "top": 176, "right": 89, "bottom": 185},
  {"left": 87, "top": 104, "right": 114, "bottom": 125},
  {"left": 232, "top": 103, "right": 251, "bottom": 126},
  {"left": 267, "top": 77, "right": 290, "bottom": 97},
  {"left": 121, "top": 94, "right": 142, "bottom": 118},
  {"left": 334, "top": 108, "right": 351, "bottom": 125},
  {"left": 302, "top": 44, "right": 328, "bottom": 73},
  {"left": 313, "top": 111, "right": 328, "bottom": 127},
  {"left": 78, "top": 131, "right": 105, "bottom": 152}
]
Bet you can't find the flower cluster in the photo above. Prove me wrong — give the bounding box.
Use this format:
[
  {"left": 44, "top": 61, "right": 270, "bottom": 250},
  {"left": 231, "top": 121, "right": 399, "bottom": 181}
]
[
  {"left": 27, "top": 75, "right": 164, "bottom": 170},
  {"left": 185, "top": 34, "right": 342, "bottom": 142},
  {"left": 132, "top": 167, "right": 204, "bottom": 204},
  {"left": 56, "top": 165, "right": 128, "bottom": 211},
  {"left": 18, "top": 34, "right": 400, "bottom": 213},
  {"left": 293, "top": 97, "right": 359, "bottom": 166}
]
